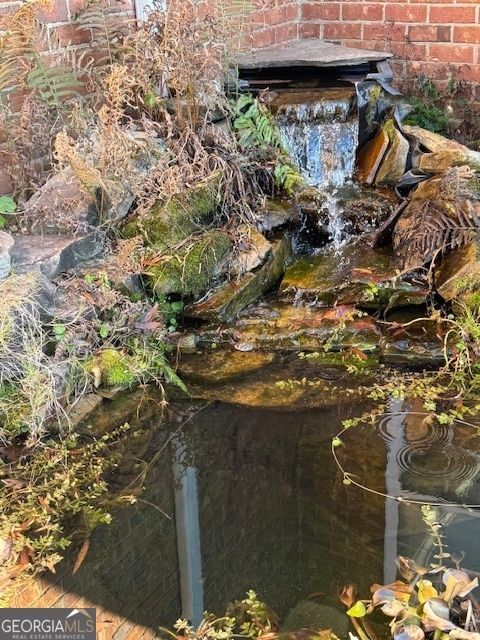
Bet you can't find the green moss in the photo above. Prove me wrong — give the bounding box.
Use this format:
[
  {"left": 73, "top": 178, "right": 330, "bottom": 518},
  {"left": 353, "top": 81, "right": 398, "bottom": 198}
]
[
  {"left": 123, "top": 173, "right": 221, "bottom": 249},
  {"left": 87, "top": 349, "right": 136, "bottom": 387},
  {"left": 149, "top": 229, "right": 232, "bottom": 298}
]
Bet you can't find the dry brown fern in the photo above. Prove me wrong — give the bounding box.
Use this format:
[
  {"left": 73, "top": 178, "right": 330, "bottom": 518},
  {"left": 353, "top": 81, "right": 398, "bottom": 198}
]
[{"left": 393, "top": 166, "right": 480, "bottom": 269}]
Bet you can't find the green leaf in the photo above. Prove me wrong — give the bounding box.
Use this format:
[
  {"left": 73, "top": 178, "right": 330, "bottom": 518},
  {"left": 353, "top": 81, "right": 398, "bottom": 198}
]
[
  {"left": 332, "top": 437, "right": 343, "bottom": 448},
  {"left": 99, "top": 324, "right": 110, "bottom": 339},
  {"left": 0, "top": 196, "right": 16, "bottom": 214},
  {"left": 347, "top": 601, "right": 367, "bottom": 618}
]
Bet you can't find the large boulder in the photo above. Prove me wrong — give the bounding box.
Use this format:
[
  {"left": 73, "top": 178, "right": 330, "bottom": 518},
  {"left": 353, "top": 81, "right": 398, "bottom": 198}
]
[
  {"left": 147, "top": 229, "right": 232, "bottom": 298},
  {"left": 185, "top": 236, "right": 291, "bottom": 322},
  {"left": 122, "top": 172, "right": 221, "bottom": 249},
  {"left": 280, "top": 240, "right": 428, "bottom": 310}
]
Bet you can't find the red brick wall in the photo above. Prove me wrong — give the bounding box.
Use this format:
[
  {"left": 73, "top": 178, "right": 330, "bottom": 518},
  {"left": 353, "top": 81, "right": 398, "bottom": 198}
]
[
  {"left": 250, "top": 0, "right": 299, "bottom": 48},
  {"left": 300, "top": 1, "right": 480, "bottom": 96}
]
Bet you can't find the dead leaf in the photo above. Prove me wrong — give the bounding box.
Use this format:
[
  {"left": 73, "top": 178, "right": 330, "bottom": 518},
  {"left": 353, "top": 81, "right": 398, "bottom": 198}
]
[{"left": 72, "top": 538, "right": 90, "bottom": 575}]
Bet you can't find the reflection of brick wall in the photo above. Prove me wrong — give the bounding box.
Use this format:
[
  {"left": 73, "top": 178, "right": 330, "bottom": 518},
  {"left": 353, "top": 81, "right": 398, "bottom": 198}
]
[{"left": 300, "top": 1, "right": 480, "bottom": 99}]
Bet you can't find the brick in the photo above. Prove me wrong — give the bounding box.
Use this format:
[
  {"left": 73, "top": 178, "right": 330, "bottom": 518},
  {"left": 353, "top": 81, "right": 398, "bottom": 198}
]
[
  {"left": 429, "top": 6, "right": 476, "bottom": 24},
  {"left": 385, "top": 5, "right": 428, "bottom": 23},
  {"left": 324, "top": 22, "right": 362, "bottom": 40},
  {"left": 430, "top": 43, "right": 474, "bottom": 63},
  {"left": 302, "top": 3, "right": 340, "bottom": 21},
  {"left": 454, "top": 26, "right": 480, "bottom": 45},
  {"left": 364, "top": 23, "right": 406, "bottom": 42},
  {"left": 342, "top": 3, "right": 384, "bottom": 21},
  {"left": 299, "top": 22, "right": 322, "bottom": 39}
]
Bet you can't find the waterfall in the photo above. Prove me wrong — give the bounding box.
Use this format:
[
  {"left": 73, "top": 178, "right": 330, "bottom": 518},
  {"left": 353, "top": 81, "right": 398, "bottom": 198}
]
[{"left": 274, "top": 90, "right": 359, "bottom": 248}]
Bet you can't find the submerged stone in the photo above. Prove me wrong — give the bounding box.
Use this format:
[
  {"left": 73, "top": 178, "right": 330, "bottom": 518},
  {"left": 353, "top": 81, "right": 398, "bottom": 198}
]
[
  {"left": 356, "top": 127, "right": 390, "bottom": 185},
  {"left": 148, "top": 229, "right": 232, "bottom": 298},
  {"left": 122, "top": 172, "right": 220, "bottom": 249},
  {"left": 280, "top": 241, "right": 428, "bottom": 310},
  {"left": 382, "top": 320, "right": 445, "bottom": 367},
  {"left": 185, "top": 236, "right": 291, "bottom": 322},
  {"left": 198, "top": 302, "right": 381, "bottom": 353},
  {"left": 282, "top": 601, "right": 350, "bottom": 638},
  {"left": 183, "top": 352, "right": 374, "bottom": 409},
  {"left": 178, "top": 349, "right": 276, "bottom": 384},
  {"left": 375, "top": 122, "right": 409, "bottom": 187}
]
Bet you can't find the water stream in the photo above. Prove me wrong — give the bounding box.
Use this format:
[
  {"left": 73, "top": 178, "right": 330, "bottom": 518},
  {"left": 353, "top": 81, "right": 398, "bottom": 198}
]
[{"left": 273, "top": 88, "right": 359, "bottom": 248}]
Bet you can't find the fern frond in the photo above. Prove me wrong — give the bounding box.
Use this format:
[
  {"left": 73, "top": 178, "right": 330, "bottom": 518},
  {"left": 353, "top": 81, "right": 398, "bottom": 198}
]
[
  {"left": 74, "top": 5, "right": 131, "bottom": 66},
  {"left": 394, "top": 169, "right": 480, "bottom": 269},
  {"left": 27, "top": 62, "right": 83, "bottom": 108}
]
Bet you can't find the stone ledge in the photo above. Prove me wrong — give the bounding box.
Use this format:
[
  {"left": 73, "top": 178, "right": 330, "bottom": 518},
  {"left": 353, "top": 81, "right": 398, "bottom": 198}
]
[{"left": 235, "top": 40, "right": 392, "bottom": 70}]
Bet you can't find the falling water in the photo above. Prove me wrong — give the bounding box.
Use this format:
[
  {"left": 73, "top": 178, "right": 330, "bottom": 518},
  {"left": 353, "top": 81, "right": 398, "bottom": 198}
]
[{"left": 274, "top": 90, "right": 359, "bottom": 248}]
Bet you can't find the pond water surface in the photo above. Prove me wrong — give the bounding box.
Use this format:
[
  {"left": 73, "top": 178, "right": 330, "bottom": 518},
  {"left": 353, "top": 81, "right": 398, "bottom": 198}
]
[{"left": 48, "top": 372, "right": 480, "bottom": 636}]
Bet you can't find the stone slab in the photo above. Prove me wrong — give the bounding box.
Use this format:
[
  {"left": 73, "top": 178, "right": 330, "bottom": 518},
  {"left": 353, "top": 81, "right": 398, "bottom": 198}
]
[
  {"left": 11, "top": 234, "right": 104, "bottom": 280},
  {"left": 235, "top": 40, "right": 392, "bottom": 71}
]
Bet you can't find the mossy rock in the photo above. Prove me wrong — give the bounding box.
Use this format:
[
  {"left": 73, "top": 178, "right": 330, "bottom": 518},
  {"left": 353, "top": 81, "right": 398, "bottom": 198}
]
[
  {"left": 435, "top": 242, "right": 480, "bottom": 308},
  {"left": 85, "top": 349, "right": 136, "bottom": 388},
  {"left": 122, "top": 172, "right": 221, "bottom": 249},
  {"left": 280, "top": 240, "right": 428, "bottom": 310},
  {"left": 148, "top": 229, "right": 233, "bottom": 298},
  {"left": 178, "top": 349, "right": 276, "bottom": 384},
  {"left": 185, "top": 235, "right": 291, "bottom": 322}
]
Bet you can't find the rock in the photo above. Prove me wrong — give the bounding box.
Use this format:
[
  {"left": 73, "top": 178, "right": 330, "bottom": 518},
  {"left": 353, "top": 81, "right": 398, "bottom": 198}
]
[
  {"left": 404, "top": 125, "right": 480, "bottom": 174},
  {"left": 0, "top": 231, "right": 14, "bottom": 280},
  {"left": 280, "top": 240, "right": 428, "bottom": 310},
  {"left": 435, "top": 242, "right": 480, "bottom": 304},
  {"left": 333, "top": 184, "right": 399, "bottom": 237},
  {"left": 356, "top": 127, "right": 390, "bottom": 185},
  {"left": 235, "top": 39, "right": 391, "bottom": 70},
  {"left": 21, "top": 169, "right": 98, "bottom": 235},
  {"left": 282, "top": 601, "right": 350, "bottom": 638},
  {"left": 64, "top": 393, "right": 103, "bottom": 429},
  {"left": 185, "top": 236, "right": 291, "bottom": 322},
  {"left": 11, "top": 233, "right": 105, "bottom": 280},
  {"left": 230, "top": 224, "right": 271, "bottom": 276},
  {"left": 257, "top": 198, "right": 297, "bottom": 233},
  {"left": 197, "top": 302, "right": 382, "bottom": 353},
  {"left": 176, "top": 333, "right": 198, "bottom": 354},
  {"left": 178, "top": 349, "right": 275, "bottom": 384},
  {"left": 148, "top": 229, "right": 232, "bottom": 298},
  {"left": 375, "top": 122, "right": 409, "bottom": 187},
  {"left": 403, "top": 125, "right": 473, "bottom": 154},
  {"left": 392, "top": 166, "right": 480, "bottom": 270},
  {"left": 382, "top": 320, "right": 445, "bottom": 367},
  {"left": 122, "top": 171, "right": 221, "bottom": 249},
  {"left": 418, "top": 149, "right": 480, "bottom": 174},
  {"left": 182, "top": 355, "right": 374, "bottom": 409}
]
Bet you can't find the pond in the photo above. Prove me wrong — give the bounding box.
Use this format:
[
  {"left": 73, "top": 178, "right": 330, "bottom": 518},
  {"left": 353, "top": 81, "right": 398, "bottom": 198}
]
[{"left": 46, "top": 360, "right": 480, "bottom": 637}]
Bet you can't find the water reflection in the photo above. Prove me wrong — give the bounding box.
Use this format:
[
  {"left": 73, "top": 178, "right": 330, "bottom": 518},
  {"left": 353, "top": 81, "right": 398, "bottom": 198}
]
[{"left": 46, "top": 395, "right": 480, "bottom": 633}]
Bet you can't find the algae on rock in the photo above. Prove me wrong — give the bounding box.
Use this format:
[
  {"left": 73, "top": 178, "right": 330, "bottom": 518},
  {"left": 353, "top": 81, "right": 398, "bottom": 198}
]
[
  {"left": 148, "top": 229, "right": 232, "bottom": 297},
  {"left": 123, "top": 172, "right": 221, "bottom": 249},
  {"left": 185, "top": 235, "right": 291, "bottom": 322}
]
